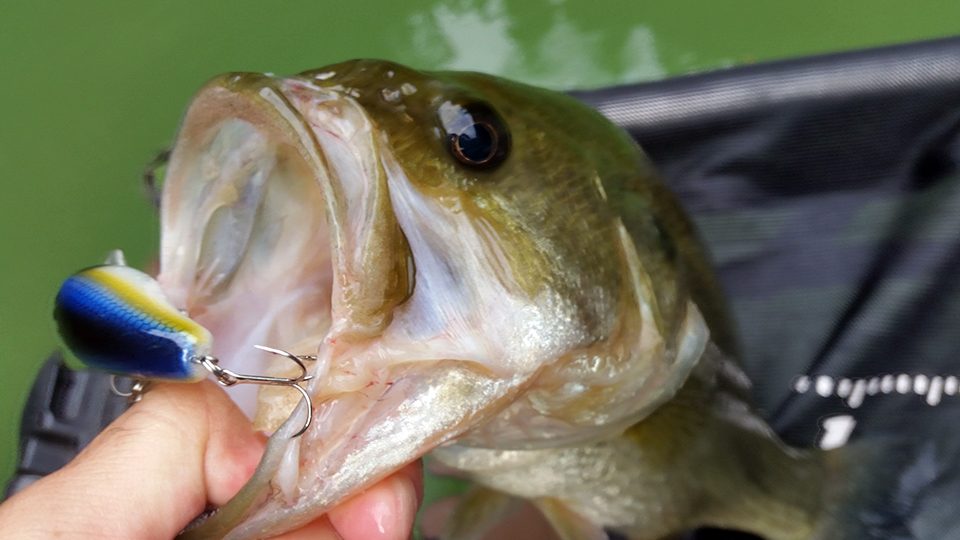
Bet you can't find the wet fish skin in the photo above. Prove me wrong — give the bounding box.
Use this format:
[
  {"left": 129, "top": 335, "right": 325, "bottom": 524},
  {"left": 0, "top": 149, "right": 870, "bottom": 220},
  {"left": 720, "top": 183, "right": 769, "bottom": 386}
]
[
  {"left": 306, "top": 60, "right": 735, "bottom": 353},
  {"left": 157, "top": 60, "right": 820, "bottom": 540}
]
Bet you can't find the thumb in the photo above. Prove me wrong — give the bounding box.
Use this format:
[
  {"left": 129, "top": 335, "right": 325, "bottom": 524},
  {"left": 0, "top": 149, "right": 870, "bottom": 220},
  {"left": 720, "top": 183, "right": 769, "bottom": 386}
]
[{"left": 0, "top": 380, "right": 264, "bottom": 539}]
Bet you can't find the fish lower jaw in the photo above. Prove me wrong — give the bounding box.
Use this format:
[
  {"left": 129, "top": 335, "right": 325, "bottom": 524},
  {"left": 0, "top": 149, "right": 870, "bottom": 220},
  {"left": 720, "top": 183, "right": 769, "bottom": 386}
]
[{"left": 221, "top": 359, "right": 533, "bottom": 538}]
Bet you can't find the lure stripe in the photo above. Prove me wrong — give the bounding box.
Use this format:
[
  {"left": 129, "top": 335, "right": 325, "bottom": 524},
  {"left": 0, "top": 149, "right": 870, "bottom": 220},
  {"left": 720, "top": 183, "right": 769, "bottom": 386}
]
[{"left": 83, "top": 266, "right": 210, "bottom": 343}]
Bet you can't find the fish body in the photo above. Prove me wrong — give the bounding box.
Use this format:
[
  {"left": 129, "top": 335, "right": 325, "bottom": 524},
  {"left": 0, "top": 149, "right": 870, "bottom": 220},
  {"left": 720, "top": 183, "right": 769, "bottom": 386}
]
[{"left": 119, "top": 60, "right": 921, "bottom": 539}]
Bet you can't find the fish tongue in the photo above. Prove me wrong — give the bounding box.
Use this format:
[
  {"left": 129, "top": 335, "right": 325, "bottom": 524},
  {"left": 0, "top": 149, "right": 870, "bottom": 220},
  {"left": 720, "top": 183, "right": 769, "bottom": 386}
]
[{"left": 179, "top": 359, "right": 531, "bottom": 540}]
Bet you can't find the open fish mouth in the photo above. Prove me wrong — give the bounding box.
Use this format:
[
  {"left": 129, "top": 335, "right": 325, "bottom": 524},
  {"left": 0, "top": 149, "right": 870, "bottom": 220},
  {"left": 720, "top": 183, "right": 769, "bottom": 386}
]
[
  {"left": 158, "top": 72, "right": 409, "bottom": 422},
  {"left": 158, "top": 75, "right": 334, "bottom": 420},
  {"left": 156, "top": 72, "right": 543, "bottom": 538}
]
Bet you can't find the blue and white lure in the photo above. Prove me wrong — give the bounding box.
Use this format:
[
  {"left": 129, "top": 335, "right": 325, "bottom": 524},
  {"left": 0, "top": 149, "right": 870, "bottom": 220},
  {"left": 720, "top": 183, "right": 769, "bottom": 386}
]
[{"left": 53, "top": 251, "right": 314, "bottom": 437}]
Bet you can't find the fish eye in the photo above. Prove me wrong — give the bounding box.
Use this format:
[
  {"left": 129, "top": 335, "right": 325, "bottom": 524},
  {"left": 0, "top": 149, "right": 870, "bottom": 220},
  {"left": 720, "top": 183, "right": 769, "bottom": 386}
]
[{"left": 438, "top": 101, "right": 510, "bottom": 170}]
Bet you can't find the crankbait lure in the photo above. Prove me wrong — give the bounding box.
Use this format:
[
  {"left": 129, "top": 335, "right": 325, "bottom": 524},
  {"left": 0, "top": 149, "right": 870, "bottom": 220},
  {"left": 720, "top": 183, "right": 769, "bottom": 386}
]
[{"left": 53, "top": 251, "right": 314, "bottom": 437}]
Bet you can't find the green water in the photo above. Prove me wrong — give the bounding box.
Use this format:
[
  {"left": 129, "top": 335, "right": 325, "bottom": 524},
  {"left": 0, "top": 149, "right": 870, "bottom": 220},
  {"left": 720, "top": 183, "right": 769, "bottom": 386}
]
[{"left": 1, "top": 0, "right": 958, "bottom": 489}]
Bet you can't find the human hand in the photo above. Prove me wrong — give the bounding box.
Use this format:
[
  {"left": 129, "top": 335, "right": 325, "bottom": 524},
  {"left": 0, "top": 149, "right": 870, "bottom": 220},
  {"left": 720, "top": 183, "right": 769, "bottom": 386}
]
[{"left": 0, "top": 381, "right": 422, "bottom": 540}]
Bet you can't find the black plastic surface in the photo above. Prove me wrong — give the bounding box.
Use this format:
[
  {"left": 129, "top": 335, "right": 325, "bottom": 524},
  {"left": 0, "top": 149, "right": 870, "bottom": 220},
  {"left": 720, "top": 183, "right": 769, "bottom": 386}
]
[{"left": 4, "top": 353, "right": 129, "bottom": 498}]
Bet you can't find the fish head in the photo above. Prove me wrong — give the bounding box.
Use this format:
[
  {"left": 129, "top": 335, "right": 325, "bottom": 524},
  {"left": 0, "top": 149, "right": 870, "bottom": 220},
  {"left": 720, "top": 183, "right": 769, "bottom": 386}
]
[{"left": 158, "top": 60, "right": 712, "bottom": 538}]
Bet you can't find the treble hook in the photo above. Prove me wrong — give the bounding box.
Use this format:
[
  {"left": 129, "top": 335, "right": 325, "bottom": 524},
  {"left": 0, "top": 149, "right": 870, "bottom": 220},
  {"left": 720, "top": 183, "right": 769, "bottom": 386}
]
[{"left": 198, "top": 346, "right": 315, "bottom": 438}]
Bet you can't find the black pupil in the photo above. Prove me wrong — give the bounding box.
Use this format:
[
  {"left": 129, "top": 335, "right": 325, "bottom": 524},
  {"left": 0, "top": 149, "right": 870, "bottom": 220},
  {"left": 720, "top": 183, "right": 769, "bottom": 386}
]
[
  {"left": 439, "top": 101, "right": 509, "bottom": 170},
  {"left": 456, "top": 123, "right": 496, "bottom": 164}
]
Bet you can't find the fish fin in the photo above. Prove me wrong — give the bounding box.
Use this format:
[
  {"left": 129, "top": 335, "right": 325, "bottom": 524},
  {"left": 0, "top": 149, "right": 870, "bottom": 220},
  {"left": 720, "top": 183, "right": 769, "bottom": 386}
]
[
  {"left": 441, "top": 486, "right": 514, "bottom": 540},
  {"left": 533, "top": 497, "right": 608, "bottom": 540}
]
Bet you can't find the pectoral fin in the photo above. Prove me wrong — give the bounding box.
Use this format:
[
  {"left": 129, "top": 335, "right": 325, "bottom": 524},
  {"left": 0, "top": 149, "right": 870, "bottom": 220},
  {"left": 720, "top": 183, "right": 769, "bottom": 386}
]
[
  {"left": 534, "top": 497, "right": 609, "bottom": 540},
  {"left": 441, "top": 486, "right": 515, "bottom": 540}
]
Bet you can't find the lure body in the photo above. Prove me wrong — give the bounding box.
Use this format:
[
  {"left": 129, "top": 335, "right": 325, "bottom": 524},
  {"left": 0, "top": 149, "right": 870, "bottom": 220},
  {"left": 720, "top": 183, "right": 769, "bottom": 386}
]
[{"left": 54, "top": 264, "right": 211, "bottom": 381}]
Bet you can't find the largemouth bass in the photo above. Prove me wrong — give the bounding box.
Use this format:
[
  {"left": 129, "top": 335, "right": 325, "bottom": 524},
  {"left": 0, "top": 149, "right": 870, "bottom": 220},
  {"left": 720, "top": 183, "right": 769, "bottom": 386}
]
[{"left": 153, "top": 60, "right": 900, "bottom": 540}]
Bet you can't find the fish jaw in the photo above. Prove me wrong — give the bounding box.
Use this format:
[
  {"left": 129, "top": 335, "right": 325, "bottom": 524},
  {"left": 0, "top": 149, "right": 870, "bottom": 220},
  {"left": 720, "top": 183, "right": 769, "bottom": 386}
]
[{"left": 158, "top": 72, "right": 563, "bottom": 538}]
